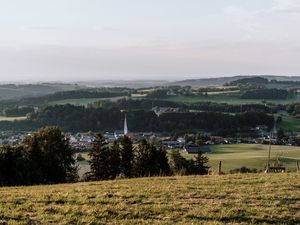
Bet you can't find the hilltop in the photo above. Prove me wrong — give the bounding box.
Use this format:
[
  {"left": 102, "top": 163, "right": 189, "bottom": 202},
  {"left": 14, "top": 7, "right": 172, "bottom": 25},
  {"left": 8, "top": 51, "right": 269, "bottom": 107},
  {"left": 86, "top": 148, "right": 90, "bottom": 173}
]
[
  {"left": 168, "top": 75, "right": 300, "bottom": 87},
  {"left": 0, "top": 173, "right": 299, "bottom": 224}
]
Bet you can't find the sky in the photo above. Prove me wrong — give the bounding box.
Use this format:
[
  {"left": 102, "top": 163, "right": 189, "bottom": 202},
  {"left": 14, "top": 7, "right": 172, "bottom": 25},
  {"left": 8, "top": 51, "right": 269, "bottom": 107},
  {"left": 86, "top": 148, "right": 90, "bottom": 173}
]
[{"left": 0, "top": 0, "right": 300, "bottom": 81}]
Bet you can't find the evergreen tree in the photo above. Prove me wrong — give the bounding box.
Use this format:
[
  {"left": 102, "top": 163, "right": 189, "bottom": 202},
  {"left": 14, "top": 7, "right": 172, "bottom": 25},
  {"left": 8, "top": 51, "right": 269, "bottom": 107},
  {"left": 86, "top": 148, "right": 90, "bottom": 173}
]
[
  {"left": 88, "top": 133, "right": 111, "bottom": 180},
  {"left": 134, "top": 139, "right": 150, "bottom": 177},
  {"left": 169, "top": 150, "right": 189, "bottom": 175},
  {"left": 120, "top": 135, "right": 134, "bottom": 177},
  {"left": 194, "top": 151, "right": 209, "bottom": 175},
  {"left": 156, "top": 146, "right": 171, "bottom": 176},
  {"left": 109, "top": 141, "right": 121, "bottom": 178}
]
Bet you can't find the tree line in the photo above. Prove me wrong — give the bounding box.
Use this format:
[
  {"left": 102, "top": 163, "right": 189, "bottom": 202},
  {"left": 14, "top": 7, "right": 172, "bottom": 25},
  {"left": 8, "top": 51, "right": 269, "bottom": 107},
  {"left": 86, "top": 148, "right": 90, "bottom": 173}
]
[
  {"left": 0, "top": 105, "right": 274, "bottom": 136},
  {"left": 0, "top": 127, "right": 77, "bottom": 186},
  {"left": 0, "top": 126, "right": 209, "bottom": 186},
  {"left": 89, "top": 98, "right": 274, "bottom": 114}
]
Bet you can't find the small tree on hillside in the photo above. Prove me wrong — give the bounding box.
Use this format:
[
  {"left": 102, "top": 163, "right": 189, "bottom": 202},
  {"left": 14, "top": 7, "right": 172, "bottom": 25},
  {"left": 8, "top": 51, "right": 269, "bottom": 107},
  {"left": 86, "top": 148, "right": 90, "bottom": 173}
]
[
  {"left": 134, "top": 140, "right": 171, "bottom": 177},
  {"left": 120, "top": 135, "right": 134, "bottom": 178},
  {"left": 194, "top": 151, "right": 209, "bottom": 175},
  {"left": 156, "top": 146, "right": 171, "bottom": 176},
  {"left": 110, "top": 141, "right": 121, "bottom": 178},
  {"left": 169, "top": 150, "right": 189, "bottom": 175},
  {"left": 88, "top": 133, "right": 112, "bottom": 180}
]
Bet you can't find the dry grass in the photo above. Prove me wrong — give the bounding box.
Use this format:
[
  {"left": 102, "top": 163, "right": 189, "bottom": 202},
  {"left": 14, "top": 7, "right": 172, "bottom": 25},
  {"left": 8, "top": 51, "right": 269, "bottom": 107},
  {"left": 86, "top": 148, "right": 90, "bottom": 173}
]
[{"left": 0, "top": 173, "right": 299, "bottom": 224}]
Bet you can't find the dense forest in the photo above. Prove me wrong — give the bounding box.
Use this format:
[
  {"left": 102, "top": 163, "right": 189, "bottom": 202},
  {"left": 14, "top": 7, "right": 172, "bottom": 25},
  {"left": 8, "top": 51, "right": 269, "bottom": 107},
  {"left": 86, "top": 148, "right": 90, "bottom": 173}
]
[
  {"left": 90, "top": 98, "right": 279, "bottom": 114},
  {"left": 0, "top": 105, "right": 274, "bottom": 136}
]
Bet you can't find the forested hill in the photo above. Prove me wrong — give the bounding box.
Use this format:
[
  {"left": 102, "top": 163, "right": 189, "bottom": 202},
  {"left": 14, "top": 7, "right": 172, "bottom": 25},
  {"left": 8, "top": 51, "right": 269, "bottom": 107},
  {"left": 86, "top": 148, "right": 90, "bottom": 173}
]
[
  {"left": 0, "top": 105, "right": 274, "bottom": 135},
  {"left": 0, "top": 89, "right": 130, "bottom": 112},
  {"left": 0, "top": 83, "right": 82, "bottom": 100}
]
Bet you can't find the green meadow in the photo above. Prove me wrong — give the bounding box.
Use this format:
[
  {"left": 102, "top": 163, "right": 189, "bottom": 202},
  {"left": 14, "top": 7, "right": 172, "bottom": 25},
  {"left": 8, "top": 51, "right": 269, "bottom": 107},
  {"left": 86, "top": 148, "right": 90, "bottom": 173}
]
[
  {"left": 278, "top": 116, "right": 300, "bottom": 132},
  {"left": 181, "top": 144, "right": 300, "bottom": 173},
  {"left": 50, "top": 96, "right": 126, "bottom": 106},
  {"left": 165, "top": 94, "right": 300, "bottom": 105}
]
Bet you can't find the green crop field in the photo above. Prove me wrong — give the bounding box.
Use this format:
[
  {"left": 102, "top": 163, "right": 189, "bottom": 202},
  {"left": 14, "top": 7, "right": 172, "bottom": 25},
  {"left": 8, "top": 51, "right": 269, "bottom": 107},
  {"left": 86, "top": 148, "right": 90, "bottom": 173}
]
[
  {"left": 165, "top": 94, "right": 300, "bottom": 105},
  {"left": 277, "top": 116, "right": 300, "bottom": 132},
  {"left": 181, "top": 144, "right": 300, "bottom": 173},
  {"left": 50, "top": 96, "right": 126, "bottom": 106},
  {"left": 0, "top": 174, "right": 299, "bottom": 224}
]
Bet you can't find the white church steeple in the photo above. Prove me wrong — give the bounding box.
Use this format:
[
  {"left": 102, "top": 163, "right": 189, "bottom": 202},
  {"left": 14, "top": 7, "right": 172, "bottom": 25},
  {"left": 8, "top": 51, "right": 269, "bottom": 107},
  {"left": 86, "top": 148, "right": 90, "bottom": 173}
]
[{"left": 124, "top": 114, "right": 128, "bottom": 135}]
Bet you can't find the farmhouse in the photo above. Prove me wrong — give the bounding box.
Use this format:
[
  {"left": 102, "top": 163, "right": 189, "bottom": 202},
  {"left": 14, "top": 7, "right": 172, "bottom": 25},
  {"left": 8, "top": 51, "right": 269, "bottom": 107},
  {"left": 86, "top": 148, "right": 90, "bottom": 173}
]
[{"left": 184, "top": 146, "right": 211, "bottom": 154}]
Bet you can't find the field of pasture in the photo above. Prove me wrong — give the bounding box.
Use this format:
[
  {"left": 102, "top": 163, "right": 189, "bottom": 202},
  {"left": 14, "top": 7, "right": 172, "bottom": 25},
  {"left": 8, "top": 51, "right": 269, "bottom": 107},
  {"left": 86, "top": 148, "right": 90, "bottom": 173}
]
[
  {"left": 181, "top": 144, "right": 300, "bottom": 173},
  {"left": 0, "top": 173, "right": 299, "bottom": 224}
]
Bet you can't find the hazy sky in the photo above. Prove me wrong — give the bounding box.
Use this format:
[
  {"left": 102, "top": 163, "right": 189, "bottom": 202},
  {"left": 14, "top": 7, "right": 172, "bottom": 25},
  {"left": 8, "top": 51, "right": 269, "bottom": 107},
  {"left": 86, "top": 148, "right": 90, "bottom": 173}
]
[{"left": 1, "top": 0, "right": 300, "bottom": 81}]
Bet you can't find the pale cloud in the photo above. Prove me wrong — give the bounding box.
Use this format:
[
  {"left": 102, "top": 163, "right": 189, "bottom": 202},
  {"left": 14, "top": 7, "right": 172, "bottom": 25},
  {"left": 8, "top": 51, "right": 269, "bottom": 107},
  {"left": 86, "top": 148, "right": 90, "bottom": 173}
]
[{"left": 270, "top": 0, "right": 300, "bottom": 13}]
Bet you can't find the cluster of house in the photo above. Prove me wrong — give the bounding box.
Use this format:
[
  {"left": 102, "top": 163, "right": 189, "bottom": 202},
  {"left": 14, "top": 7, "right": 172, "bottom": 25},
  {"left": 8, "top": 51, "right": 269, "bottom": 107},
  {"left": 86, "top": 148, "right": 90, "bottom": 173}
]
[
  {"left": 0, "top": 132, "right": 24, "bottom": 145},
  {"left": 151, "top": 106, "right": 180, "bottom": 115}
]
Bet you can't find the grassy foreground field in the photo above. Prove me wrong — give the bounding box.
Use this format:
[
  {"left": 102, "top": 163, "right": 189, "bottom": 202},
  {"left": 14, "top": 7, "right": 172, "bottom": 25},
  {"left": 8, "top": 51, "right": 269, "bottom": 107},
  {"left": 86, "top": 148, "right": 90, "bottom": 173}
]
[{"left": 0, "top": 174, "right": 299, "bottom": 224}]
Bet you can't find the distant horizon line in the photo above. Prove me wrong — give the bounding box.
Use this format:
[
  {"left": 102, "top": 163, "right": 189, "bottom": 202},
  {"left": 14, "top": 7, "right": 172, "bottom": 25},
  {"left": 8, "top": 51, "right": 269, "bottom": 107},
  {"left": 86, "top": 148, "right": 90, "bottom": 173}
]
[{"left": 0, "top": 74, "right": 300, "bottom": 84}]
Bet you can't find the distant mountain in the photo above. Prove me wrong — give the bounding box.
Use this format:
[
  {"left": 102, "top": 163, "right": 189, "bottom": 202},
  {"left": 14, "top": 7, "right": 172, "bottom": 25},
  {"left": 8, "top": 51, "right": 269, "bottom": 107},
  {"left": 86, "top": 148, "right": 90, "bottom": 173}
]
[
  {"left": 78, "top": 80, "right": 169, "bottom": 89},
  {"left": 167, "top": 75, "right": 300, "bottom": 87},
  {"left": 0, "top": 83, "right": 84, "bottom": 100}
]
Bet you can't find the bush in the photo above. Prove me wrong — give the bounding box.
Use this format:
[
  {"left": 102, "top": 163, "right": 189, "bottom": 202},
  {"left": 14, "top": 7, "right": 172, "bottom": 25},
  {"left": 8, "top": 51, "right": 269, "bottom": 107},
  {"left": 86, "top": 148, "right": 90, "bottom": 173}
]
[{"left": 229, "top": 167, "right": 257, "bottom": 174}]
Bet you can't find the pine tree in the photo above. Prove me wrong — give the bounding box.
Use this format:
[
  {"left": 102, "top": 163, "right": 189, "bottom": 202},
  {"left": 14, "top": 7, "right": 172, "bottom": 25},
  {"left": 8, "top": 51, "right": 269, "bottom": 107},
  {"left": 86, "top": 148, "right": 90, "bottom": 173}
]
[
  {"left": 134, "top": 139, "right": 150, "bottom": 177},
  {"left": 109, "top": 141, "right": 121, "bottom": 178},
  {"left": 120, "top": 135, "right": 134, "bottom": 178},
  {"left": 194, "top": 151, "right": 209, "bottom": 175},
  {"left": 156, "top": 146, "right": 171, "bottom": 176},
  {"left": 88, "top": 133, "right": 111, "bottom": 180}
]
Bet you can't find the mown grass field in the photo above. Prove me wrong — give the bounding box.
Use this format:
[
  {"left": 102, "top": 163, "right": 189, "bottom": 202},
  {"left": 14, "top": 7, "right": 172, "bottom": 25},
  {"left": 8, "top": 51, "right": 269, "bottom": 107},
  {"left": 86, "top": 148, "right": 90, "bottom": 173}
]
[
  {"left": 0, "top": 116, "right": 27, "bottom": 121},
  {"left": 182, "top": 144, "right": 300, "bottom": 173},
  {"left": 50, "top": 96, "right": 126, "bottom": 106},
  {"left": 278, "top": 116, "right": 300, "bottom": 132},
  {"left": 0, "top": 174, "right": 299, "bottom": 224}
]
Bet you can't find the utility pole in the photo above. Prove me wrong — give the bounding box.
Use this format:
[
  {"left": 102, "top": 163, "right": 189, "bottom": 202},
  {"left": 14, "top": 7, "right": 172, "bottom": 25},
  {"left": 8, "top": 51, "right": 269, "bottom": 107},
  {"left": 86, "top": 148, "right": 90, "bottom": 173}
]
[
  {"left": 265, "top": 132, "right": 272, "bottom": 173},
  {"left": 297, "top": 160, "right": 299, "bottom": 173}
]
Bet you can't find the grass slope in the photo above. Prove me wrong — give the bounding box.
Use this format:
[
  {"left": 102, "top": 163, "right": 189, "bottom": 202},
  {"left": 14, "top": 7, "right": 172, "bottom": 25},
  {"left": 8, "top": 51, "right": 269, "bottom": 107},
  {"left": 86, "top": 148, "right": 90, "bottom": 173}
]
[{"left": 0, "top": 174, "right": 299, "bottom": 224}]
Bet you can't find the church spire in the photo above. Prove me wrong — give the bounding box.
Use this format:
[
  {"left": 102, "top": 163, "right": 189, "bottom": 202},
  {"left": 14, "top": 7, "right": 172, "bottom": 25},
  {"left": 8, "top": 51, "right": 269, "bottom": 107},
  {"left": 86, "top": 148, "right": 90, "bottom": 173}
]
[{"left": 124, "top": 114, "right": 128, "bottom": 135}]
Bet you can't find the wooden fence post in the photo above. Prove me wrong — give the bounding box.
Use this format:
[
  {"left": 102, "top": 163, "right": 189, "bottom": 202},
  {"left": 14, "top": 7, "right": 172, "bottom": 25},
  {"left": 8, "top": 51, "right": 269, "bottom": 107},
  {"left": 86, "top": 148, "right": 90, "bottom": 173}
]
[
  {"left": 218, "top": 161, "right": 222, "bottom": 175},
  {"left": 297, "top": 161, "right": 299, "bottom": 173}
]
